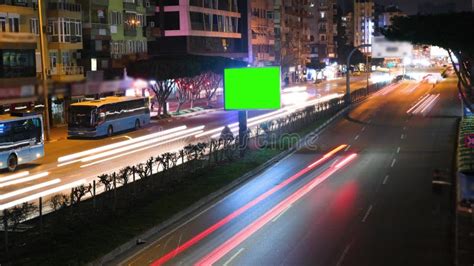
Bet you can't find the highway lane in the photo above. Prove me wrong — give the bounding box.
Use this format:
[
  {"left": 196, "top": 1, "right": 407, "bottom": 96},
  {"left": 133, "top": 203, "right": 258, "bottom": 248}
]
[
  {"left": 114, "top": 77, "right": 457, "bottom": 265},
  {"left": 0, "top": 77, "right": 373, "bottom": 209}
]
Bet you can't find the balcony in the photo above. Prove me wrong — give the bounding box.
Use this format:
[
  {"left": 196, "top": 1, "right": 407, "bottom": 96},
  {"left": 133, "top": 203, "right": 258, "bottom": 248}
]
[
  {"left": 48, "top": 65, "right": 85, "bottom": 82},
  {"left": 123, "top": 1, "right": 138, "bottom": 11},
  {"left": 47, "top": 2, "right": 82, "bottom": 19},
  {"left": 0, "top": 0, "right": 36, "bottom": 15},
  {"left": 93, "top": 0, "right": 109, "bottom": 6},
  {"left": 90, "top": 23, "right": 111, "bottom": 39},
  {"left": 124, "top": 27, "right": 137, "bottom": 37},
  {"left": 0, "top": 32, "right": 36, "bottom": 49}
]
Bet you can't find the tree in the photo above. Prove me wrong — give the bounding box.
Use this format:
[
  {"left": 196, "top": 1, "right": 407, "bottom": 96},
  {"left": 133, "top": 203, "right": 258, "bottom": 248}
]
[
  {"left": 201, "top": 72, "right": 223, "bottom": 107},
  {"left": 382, "top": 12, "right": 474, "bottom": 109},
  {"left": 127, "top": 55, "right": 245, "bottom": 116}
]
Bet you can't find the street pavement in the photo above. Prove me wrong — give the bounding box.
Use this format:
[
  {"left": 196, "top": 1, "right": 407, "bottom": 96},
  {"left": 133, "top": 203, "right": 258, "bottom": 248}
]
[
  {"left": 0, "top": 76, "right": 372, "bottom": 210},
  {"left": 113, "top": 77, "right": 459, "bottom": 266}
]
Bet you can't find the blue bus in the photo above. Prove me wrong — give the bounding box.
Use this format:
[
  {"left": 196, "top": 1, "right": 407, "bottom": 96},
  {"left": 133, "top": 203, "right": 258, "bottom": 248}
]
[
  {"left": 68, "top": 96, "right": 151, "bottom": 138},
  {"left": 0, "top": 112, "right": 44, "bottom": 171}
]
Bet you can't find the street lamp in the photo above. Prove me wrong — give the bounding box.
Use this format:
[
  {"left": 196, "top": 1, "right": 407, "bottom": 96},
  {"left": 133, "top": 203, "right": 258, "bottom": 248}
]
[
  {"left": 346, "top": 44, "right": 371, "bottom": 104},
  {"left": 37, "top": 0, "right": 50, "bottom": 141}
]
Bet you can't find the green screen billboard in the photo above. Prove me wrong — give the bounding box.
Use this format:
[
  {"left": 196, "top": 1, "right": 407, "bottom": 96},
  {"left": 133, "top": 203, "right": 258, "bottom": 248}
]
[{"left": 224, "top": 67, "right": 281, "bottom": 110}]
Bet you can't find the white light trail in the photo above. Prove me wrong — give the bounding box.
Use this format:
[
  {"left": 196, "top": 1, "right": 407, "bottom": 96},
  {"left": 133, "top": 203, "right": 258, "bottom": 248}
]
[
  {"left": 0, "top": 179, "right": 85, "bottom": 210},
  {"left": 80, "top": 130, "right": 204, "bottom": 168},
  {"left": 0, "top": 179, "right": 60, "bottom": 200},
  {"left": 57, "top": 126, "right": 187, "bottom": 163},
  {"left": 80, "top": 126, "right": 204, "bottom": 163},
  {"left": 0, "top": 172, "right": 49, "bottom": 188},
  {"left": 0, "top": 171, "right": 30, "bottom": 183}
]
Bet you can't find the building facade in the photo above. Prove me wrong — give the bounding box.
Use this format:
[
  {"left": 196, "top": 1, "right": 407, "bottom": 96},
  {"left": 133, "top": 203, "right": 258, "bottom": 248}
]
[
  {"left": 147, "top": 0, "right": 249, "bottom": 60},
  {"left": 274, "top": 0, "right": 312, "bottom": 83},
  {"left": 0, "top": 0, "right": 38, "bottom": 106},
  {"left": 312, "top": 0, "right": 337, "bottom": 63},
  {"left": 249, "top": 0, "right": 275, "bottom": 66},
  {"left": 353, "top": 0, "right": 374, "bottom": 54}
]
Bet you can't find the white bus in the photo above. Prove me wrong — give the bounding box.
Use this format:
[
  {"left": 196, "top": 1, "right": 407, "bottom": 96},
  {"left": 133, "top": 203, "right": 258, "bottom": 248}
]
[{"left": 0, "top": 112, "right": 44, "bottom": 171}]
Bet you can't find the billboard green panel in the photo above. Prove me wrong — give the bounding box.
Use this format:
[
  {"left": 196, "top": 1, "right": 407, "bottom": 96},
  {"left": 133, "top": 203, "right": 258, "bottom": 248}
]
[{"left": 224, "top": 67, "right": 281, "bottom": 110}]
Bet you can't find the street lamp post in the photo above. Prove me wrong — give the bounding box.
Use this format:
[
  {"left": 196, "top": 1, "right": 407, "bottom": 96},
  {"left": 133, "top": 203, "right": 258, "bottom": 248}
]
[
  {"left": 37, "top": 0, "right": 51, "bottom": 141},
  {"left": 346, "top": 44, "right": 371, "bottom": 104}
]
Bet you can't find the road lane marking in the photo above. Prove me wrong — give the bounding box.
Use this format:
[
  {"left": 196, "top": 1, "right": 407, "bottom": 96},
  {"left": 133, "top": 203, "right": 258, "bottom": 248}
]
[
  {"left": 361, "top": 127, "right": 365, "bottom": 131},
  {"left": 403, "top": 126, "right": 407, "bottom": 131},
  {"left": 223, "top": 248, "right": 245, "bottom": 266},
  {"left": 396, "top": 147, "right": 400, "bottom": 154},
  {"left": 344, "top": 145, "right": 351, "bottom": 152},
  {"left": 383, "top": 175, "right": 389, "bottom": 185},
  {"left": 336, "top": 241, "right": 353, "bottom": 266},
  {"left": 354, "top": 135, "right": 360, "bottom": 140},
  {"left": 272, "top": 204, "right": 292, "bottom": 222},
  {"left": 362, "top": 205, "right": 373, "bottom": 222},
  {"left": 401, "top": 134, "right": 405, "bottom": 140},
  {"left": 390, "top": 159, "right": 397, "bottom": 168}
]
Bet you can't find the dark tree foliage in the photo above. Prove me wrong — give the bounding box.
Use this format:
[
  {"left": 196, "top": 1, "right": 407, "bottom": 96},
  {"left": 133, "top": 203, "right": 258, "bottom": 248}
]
[
  {"left": 382, "top": 13, "right": 474, "bottom": 56},
  {"left": 382, "top": 12, "right": 474, "bottom": 110}
]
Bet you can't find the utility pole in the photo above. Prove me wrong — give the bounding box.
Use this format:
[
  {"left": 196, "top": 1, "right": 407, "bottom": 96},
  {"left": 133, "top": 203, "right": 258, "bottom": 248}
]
[
  {"left": 38, "top": 0, "right": 51, "bottom": 141},
  {"left": 346, "top": 44, "right": 371, "bottom": 104}
]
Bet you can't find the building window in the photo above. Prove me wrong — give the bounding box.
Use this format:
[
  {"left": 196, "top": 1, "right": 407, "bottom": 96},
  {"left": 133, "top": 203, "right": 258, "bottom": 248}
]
[
  {"left": 0, "top": 49, "right": 36, "bottom": 78},
  {"left": 0, "top": 14, "right": 6, "bottom": 32},
  {"left": 110, "top": 11, "right": 122, "bottom": 25},
  {"left": 8, "top": 16, "right": 20, "bottom": 32},
  {"left": 30, "top": 18, "right": 39, "bottom": 35},
  {"left": 48, "top": 18, "right": 82, "bottom": 43}
]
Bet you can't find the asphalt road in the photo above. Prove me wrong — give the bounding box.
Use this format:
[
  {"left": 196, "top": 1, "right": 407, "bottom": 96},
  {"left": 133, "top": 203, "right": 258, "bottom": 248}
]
[
  {"left": 0, "top": 76, "right": 377, "bottom": 210},
  {"left": 114, "top": 77, "right": 458, "bottom": 266}
]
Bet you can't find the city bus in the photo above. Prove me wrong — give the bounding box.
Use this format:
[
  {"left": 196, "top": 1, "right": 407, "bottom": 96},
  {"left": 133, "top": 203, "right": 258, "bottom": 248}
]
[
  {"left": 0, "top": 112, "right": 44, "bottom": 172},
  {"left": 68, "top": 96, "right": 150, "bottom": 138}
]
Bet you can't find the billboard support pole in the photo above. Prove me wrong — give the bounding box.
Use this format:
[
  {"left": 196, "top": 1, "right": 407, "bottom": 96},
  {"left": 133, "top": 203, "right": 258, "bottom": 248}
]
[
  {"left": 238, "top": 110, "right": 248, "bottom": 158},
  {"left": 346, "top": 44, "right": 371, "bottom": 104}
]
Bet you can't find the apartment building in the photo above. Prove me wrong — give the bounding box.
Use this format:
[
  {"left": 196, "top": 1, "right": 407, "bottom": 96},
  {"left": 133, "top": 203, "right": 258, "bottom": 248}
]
[
  {"left": 275, "top": 0, "right": 312, "bottom": 83},
  {"left": 147, "top": 0, "right": 249, "bottom": 60},
  {"left": 0, "top": 0, "right": 38, "bottom": 106},
  {"left": 313, "top": 0, "right": 337, "bottom": 62},
  {"left": 353, "top": 0, "right": 374, "bottom": 54},
  {"left": 249, "top": 0, "right": 275, "bottom": 66}
]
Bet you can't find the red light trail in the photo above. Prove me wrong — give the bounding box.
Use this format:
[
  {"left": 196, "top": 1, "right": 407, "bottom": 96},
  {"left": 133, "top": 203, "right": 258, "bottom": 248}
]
[
  {"left": 150, "top": 145, "right": 348, "bottom": 266},
  {"left": 195, "top": 153, "right": 358, "bottom": 266}
]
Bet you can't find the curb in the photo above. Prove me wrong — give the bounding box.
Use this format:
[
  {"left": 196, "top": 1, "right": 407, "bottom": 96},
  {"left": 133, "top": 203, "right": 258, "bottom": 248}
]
[{"left": 95, "top": 105, "right": 350, "bottom": 265}]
